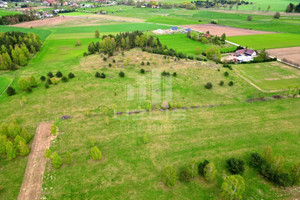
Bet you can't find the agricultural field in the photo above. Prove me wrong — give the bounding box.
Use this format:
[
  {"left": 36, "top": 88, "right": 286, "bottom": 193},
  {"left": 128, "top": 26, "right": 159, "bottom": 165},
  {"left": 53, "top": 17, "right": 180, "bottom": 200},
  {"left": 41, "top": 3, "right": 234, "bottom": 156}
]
[
  {"left": 0, "top": 3, "right": 300, "bottom": 200},
  {"left": 0, "top": 9, "right": 20, "bottom": 17}
]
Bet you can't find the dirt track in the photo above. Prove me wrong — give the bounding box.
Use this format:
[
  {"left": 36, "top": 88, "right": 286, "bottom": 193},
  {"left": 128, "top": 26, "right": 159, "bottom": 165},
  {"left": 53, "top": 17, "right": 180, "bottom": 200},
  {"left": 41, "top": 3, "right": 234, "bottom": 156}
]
[
  {"left": 267, "top": 47, "right": 300, "bottom": 66},
  {"left": 18, "top": 122, "right": 53, "bottom": 200},
  {"left": 182, "top": 24, "right": 275, "bottom": 36},
  {"left": 11, "top": 16, "right": 74, "bottom": 28}
]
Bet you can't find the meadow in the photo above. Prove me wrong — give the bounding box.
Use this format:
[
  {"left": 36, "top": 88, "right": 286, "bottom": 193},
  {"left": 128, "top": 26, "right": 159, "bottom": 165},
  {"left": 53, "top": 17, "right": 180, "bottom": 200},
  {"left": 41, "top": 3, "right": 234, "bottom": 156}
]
[
  {"left": 0, "top": 9, "right": 20, "bottom": 16},
  {"left": 234, "top": 62, "right": 300, "bottom": 91},
  {"left": 227, "top": 33, "right": 300, "bottom": 49},
  {"left": 0, "top": 26, "right": 51, "bottom": 41}
]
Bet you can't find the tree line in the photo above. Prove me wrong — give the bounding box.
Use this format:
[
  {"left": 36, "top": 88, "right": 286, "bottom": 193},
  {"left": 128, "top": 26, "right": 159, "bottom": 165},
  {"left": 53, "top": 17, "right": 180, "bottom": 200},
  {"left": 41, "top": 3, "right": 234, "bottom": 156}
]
[
  {"left": 0, "top": 31, "right": 42, "bottom": 70},
  {"left": 286, "top": 3, "right": 300, "bottom": 13},
  {"left": 0, "top": 14, "right": 37, "bottom": 25}
]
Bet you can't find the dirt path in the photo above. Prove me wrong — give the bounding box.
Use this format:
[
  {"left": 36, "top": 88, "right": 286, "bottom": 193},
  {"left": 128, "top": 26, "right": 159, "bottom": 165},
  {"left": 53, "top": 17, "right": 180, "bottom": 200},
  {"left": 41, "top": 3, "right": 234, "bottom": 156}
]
[{"left": 18, "top": 122, "right": 53, "bottom": 200}]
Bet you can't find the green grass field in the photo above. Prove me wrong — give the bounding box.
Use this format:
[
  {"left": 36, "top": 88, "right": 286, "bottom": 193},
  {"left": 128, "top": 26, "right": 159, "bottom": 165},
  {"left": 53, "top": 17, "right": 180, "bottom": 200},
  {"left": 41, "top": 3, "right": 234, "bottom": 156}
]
[
  {"left": 235, "top": 62, "right": 300, "bottom": 91},
  {"left": 227, "top": 33, "right": 300, "bottom": 49},
  {"left": 146, "top": 16, "right": 200, "bottom": 25},
  {"left": 0, "top": 26, "right": 51, "bottom": 41},
  {"left": 0, "top": 9, "right": 20, "bottom": 16}
]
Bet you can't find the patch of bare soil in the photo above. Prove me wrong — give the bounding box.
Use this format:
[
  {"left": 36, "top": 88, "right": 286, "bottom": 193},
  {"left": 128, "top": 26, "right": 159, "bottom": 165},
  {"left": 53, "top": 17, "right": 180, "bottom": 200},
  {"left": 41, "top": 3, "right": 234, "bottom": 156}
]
[
  {"left": 81, "top": 14, "right": 145, "bottom": 23},
  {"left": 182, "top": 24, "right": 275, "bottom": 36},
  {"left": 11, "top": 16, "right": 75, "bottom": 28},
  {"left": 18, "top": 122, "right": 53, "bottom": 200},
  {"left": 267, "top": 47, "right": 300, "bottom": 67}
]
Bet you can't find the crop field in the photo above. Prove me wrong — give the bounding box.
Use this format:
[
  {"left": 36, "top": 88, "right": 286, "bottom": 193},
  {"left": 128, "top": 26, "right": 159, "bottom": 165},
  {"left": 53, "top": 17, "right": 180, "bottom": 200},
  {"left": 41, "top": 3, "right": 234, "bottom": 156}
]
[
  {"left": 234, "top": 62, "right": 300, "bottom": 91},
  {"left": 227, "top": 33, "right": 300, "bottom": 50},
  {"left": 1, "top": 4, "right": 300, "bottom": 200}
]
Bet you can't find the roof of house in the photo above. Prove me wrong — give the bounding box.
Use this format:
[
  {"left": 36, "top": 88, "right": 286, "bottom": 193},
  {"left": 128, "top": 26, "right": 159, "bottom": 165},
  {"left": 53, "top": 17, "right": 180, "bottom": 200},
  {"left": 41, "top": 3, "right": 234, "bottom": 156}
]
[
  {"left": 236, "top": 49, "right": 255, "bottom": 55},
  {"left": 170, "top": 27, "right": 178, "bottom": 30}
]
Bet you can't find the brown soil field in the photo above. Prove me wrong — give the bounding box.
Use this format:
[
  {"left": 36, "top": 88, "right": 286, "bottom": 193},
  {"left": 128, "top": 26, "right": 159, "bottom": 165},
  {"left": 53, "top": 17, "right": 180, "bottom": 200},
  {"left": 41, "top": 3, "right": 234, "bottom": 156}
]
[
  {"left": 182, "top": 24, "right": 275, "bottom": 36},
  {"left": 267, "top": 47, "right": 300, "bottom": 66},
  {"left": 11, "top": 16, "right": 75, "bottom": 28}
]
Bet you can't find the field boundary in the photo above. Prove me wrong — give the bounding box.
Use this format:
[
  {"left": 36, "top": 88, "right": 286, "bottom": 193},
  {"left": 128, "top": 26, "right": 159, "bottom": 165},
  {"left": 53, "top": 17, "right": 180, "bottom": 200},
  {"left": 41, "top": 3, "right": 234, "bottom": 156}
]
[{"left": 18, "top": 122, "right": 54, "bottom": 200}]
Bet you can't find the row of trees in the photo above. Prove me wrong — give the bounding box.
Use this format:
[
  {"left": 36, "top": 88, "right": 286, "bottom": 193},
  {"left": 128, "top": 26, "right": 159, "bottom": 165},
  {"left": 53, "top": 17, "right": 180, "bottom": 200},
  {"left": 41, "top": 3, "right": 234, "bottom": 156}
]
[
  {"left": 0, "top": 32, "right": 42, "bottom": 70},
  {"left": 0, "top": 119, "right": 32, "bottom": 160},
  {"left": 187, "top": 31, "right": 226, "bottom": 45},
  {"left": 0, "top": 14, "right": 37, "bottom": 25},
  {"left": 286, "top": 3, "right": 300, "bottom": 13}
]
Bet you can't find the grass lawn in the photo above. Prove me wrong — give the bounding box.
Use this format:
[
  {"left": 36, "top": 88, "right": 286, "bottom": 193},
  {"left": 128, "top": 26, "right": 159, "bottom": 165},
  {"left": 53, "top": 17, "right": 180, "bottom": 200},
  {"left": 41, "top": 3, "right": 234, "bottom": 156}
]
[
  {"left": 0, "top": 25, "right": 51, "bottom": 41},
  {"left": 234, "top": 62, "right": 300, "bottom": 91},
  {"left": 227, "top": 33, "right": 300, "bottom": 50},
  {"left": 158, "top": 34, "right": 236, "bottom": 54},
  {"left": 0, "top": 9, "right": 20, "bottom": 16},
  {"left": 146, "top": 16, "right": 200, "bottom": 25},
  {"left": 0, "top": 76, "right": 12, "bottom": 95}
]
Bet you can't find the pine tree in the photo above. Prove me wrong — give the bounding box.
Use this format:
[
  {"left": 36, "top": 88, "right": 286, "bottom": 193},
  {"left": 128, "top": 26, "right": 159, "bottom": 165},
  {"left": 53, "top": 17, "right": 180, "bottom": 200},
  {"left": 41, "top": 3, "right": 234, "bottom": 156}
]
[
  {"left": 14, "top": 135, "right": 26, "bottom": 147},
  {"left": 30, "top": 45, "right": 36, "bottom": 54},
  {"left": 3, "top": 52, "right": 13, "bottom": 69},
  {"left": 90, "top": 146, "right": 101, "bottom": 160},
  {"left": 19, "top": 53, "right": 28, "bottom": 66},
  {"left": 0, "top": 122, "right": 8, "bottom": 136},
  {"left": 20, "top": 128, "right": 32, "bottom": 143},
  {"left": 45, "top": 148, "right": 52, "bottom": 158},
  {"left": 95, "top": 30, "right": 100, "bottom": 38},
  {"left": 6, "top": 141, "right": 17, "bottom": 160},
  {"left": 52, "top": 152, "right": 63, "bottom": 168},
  {"left": 64, "top": 152, "right": 73, "bottom": 164},
  {"left": 0, "top": 135, "right": 7, "bottom": 155},
  {"left": 18, "top": 141, "right": 29, "bottom": 156},
  {"left": 204, "top": 162, "right": 217, "bottom": 182},
  {"left": 7, "top": 121, "right": 21, "bottom": 137},
  {"left": 21, "top": 45, "right": 30, "bottom": 58}
]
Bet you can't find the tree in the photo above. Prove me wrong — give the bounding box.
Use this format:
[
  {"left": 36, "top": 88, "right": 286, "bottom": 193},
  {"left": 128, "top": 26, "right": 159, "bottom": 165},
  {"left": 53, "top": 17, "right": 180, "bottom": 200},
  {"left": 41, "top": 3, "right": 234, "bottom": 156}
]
[
  {"left": 29, "top": 76, "right": 37, "bottom": 88},
  {"left": 95, "top": 30, "right": 100, "bottom": 38},
  {"left": 50, "top": 124, "right": 58, "bottom": 136},
  {"left": 273, "top": 12, "right": 280, "bottom": 19},
  {"left": 286, "top": 3, "right": 295, "bottom": 12},
  {"left": 88, "top": 42, "right": 96, "bottom": 54},
  {"left": 6, "top": 141, "right": 17, "bottom": 160},
  {"left": 14, "top": 135, "right": 26, "bottom": 147},
  {"left": 263, "top": 146, "right": 273, "bottom": 163},
  {"left": 221, "top": 33, "right": 226, "bottom": 42},
  {"left": 0, "top": 135, "right": 7, "bottom": 155},
  {"left": 267, "top": 5, "right": 270, "bottom": 12},
  {"left": 89, "top": 136, "right": 96, "bottom": 147},
  {"left": 163, "top": 166, "right": 178, "bottom": 187},
  {"left": 204, "top": 162, "right": 217, "bottom": 182},
  {"left": 0, "top": 122, "right": 8, "bottom": 136},
  {"left": 289, "top": 162, "right": 300, "bottom": 185},
  {"left": 187, "top": 160, "right": 198, "bottom": 178},
  {"left": 18, "top": 141, "right": 29, "bottom": 156},
  {"left": 6, "top": 86, "right": 16, "bottom": 96},
  {"left": 52, "top": 152, "right": 63, "bottom": 168},
  {"left": 90, "top": 146, "right": 101, "bottom": 160},
  {"left": 20, "top": 128, "right": 32, "bottom": 143},
  {"left": 45, "top": 148, "right": 52, "bottom": 158},
  {"left": 247, "top": 15, "right": 252, "bottom": 21},
  {"left": 18, "top": 78, "right": 30, "bottom": 91},
  {"left": 7, "top": 121, "right": 21, "bottom": 137},
  {"left": 221, "top": 175, "right": 245, "bottom": 200},
  {"left": 64, "top": 152, "right": 73, "bottom": 164},
  {"left": 205, "top": 47, "right": 221, "bottom": 62}
]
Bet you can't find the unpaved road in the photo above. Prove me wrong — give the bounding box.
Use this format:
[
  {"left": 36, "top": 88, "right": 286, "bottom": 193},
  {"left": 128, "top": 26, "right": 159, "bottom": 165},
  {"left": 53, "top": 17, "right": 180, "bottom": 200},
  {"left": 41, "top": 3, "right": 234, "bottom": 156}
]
[{"left": 18, "top": 122, "right": 53, "bottom": 200}]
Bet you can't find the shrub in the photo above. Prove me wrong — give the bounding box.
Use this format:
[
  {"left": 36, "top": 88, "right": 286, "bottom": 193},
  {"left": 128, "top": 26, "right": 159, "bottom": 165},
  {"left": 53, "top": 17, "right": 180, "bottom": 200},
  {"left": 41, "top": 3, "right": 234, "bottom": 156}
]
[
  {"left": 198, "top": 160, "right": 209, "bottom": 175},
  {"left": 247, "top": 15, "right": 252, "bottom": 21},
  {"left": 18, "top": 78, "right": 30, "bottom": 91},
  {"left": 45, "top": 83, "right": 49, "bottom": 89},
  {"left": 52, "top": 152, "right": 63, "bottom": 169},
  {"left": 64, "top": 152, "right": 73, "bottom": 164},
  {"left": 140, "top": 68, "right": 145, "bottom": 73},
  {"left": 46, "top": 79, "right": 52, "bottom": 85},
  {"left": 204, "top": 82, "right": 213, "bottom": 89},
  {"left": 61, "top": 76, "right": 68, "bottom": 82},
  {"left": 7, "top": 121, "right": 21, "bottom": 137},
  {"left": 40, "top": 76, "right": 46, "bottom": 81},
  {"left": 25, "top": 87, "right": 32, "bottom": 93},
  {"left": 95, "top": 30, "right": 100, "bottom": 38},
  {"left": 119, "top": 71, "right": 125, "bottom": 77},
  {"left": 223, "top": 64, "right": 232, "bottom": 70},
  {"left": 226, "top": 158, "right": 245, "bottom": 174},
  {"left": 45, "top": 148, "right": 52, "bottom": 158},
  {"left": 163, "top": 166, "right": 178, "bottom": 187},
  {"left": 141, "top": 61, "right": 145, "bottom": 66},
  {"left": 187, "top": 160, "right": 198, "bottom": 178},
  {"left": 100, "top": 73, "right": 106, "bottom": 79},
  {"left": 6, "top": 87, "right": 16, "bottom": 96},
  {"left": 205, "top": 47, "right": 221, "bottom": 62},
  {"left": 20, "top": 128, "right": 32, "bottom": 143},
  {"left": 219, "top": 81, "right": 224, "bottom": 86},
  {"left": 249, "top": 153, "right": 263, "bottom": 169},
  {"left": 90, "top": 146, "right": 102, "bottom": 160},
  {"left": 18, "top": 141, "right": 29, "bottom": 156},
  {"left": 224, "top": 72, "right": 229, "bottom": 77},
  {"left": 173, "top": 72, "right": 177, "bottom": 77},
  {"left": 210, "top": 20, "right": 218, "bottom": 24},
  {"left": 108, "top": 63, "right": 112, "bottom": 67},
  {"left": 50, "top": 77, "right": 58, "bottom": 85},
  {"left": 14, "top": 135, "right": 26, "bottom": 147},
  {"left": 228, "top": 81, "right": 234, "bottom": 86},
  {"left": 273, "top": 12, "right": 280, "bottom": 19},
  {"left": 179, "top": 167, "right": 192, "bottom": 182},
  {"left": 289, "top": 162, "right": 300, "bottom": 185},
  {"left": 68, "top": 73, "right": 75, "bottom": 79},
  {"left": 204, "top": 162, "right": 217, "bottom": 182},
  {"left": 47, "top": 72, "right": 54, "bottom": 78},
  {"left": 95, "top": 72, "right": 100, "bottom": 78},
  {"left": 6, "top": 141, "right": 16, "bottom": 160},
  {"left": 89, "top": 136, "right": 96, "bottom": 147},
  {"left": 0, "top": 135, "right": 7, "bottom": 155},
  {"left": 161, "top": 71, "right": 170, "bottom": 77},
  {"left": 56, "top": 71, "right": 63, "bottom": 78},
  {"left": 221, "top": 175, "right": 245, "bottom": 200},
  {"left": 113, "top": 59, "right": 115, "bottom": 63},
  {"left": 147, "top": 61, "right": 150, "bottom": 65},
  {"left": 50, "top": 124, "right": 58, "bottom": 136},
  {"left": 103, "top": 57, "right": 107, "bottom": 61}
]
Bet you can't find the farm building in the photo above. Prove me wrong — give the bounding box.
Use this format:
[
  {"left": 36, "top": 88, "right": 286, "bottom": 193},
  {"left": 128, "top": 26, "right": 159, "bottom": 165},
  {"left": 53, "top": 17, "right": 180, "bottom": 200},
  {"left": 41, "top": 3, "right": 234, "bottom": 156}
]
[
  {"left": 0, "top": 1, "right": 8, "bottom": 7},
  {"left": 235, "top": 48, "right": 256, "bottom": 57},
  {"left": 170, "top": 26, "right": 178, "bottom": 31}
]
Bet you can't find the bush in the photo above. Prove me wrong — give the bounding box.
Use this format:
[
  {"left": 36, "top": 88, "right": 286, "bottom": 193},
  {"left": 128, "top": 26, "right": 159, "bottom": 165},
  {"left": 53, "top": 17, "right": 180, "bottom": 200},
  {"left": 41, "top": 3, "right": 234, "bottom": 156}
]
[
  {"left": 119, "top": 71, "right": 125, "bottom": 77},
  {"left": 40, "top": 76, "right": 46, "bottom": 81},
  {"left": 50, "top": 77, "right": 58, "bottom": 85},
  {"left": 224, "top": 72, "right": 229, "bottom": 77},
  {"left": 18, "top": 78, "right": 30, "bottom": 91},
  {"left": 64, "top": 152, "right": 73, "bottom": 165},
  {"left": 89, "top": 136, "right": 96, "bottom": 147},
  {"left": 61, "top": 76, "right": 68, "bottom": 82},
  {"left": 140, "top": 68, "right": 145, "bottom": 74},
  {"left": 210, "top": 20, "right": 218, "bottom": 24},
  {"left": 204, "top": 162, "right": 217, "bottom": 182},
  {"left": 52, "top": 152, "right": 63, "bottom": 169},
  {"left": 25, "top": 87, "right": 32, "bottom": 93},
  {"left": 147, "top": 61, "right": 150, "bottom": 65},
  {"left": 46, "top": 79, "right": 52, "bottom": 85},
  {"left": 141, "top": 61, "right": 145, "bottom": 66},
  {"left": 103, "top": 57, "right": 107, "bottom": 61},
  {"left": 179, "top": 167, "right": 192, "bottom": 182},
  {"left": 226, "top": 158, "right": 245, "bottom": 174},
  {"left": 20, "top": 128, "right": 32, "bottom": 143},
  {"left": 161, "top": 71, "right": 170, "bottom": 77},
  {"left": 198, "top": 160, "right": 209, "bottom": 175},
  {"left": 68, "top": 73, "right": 75, "bottom": 79},
  {"left": 47, "top": 72, "right": 54, "bottom": 78},
  {"left": 187, "top": 160, "right": 198, "bottom": 178},
  {"left": 273, "top": 12, "right": 280, "bottom": 19},
  {"left": 222, "top": 175, "right": 245, "bottom": 200},
  {"left": 6, "top": 141, "right": 17, "bottom": 160},
  {"left": 219, "top": 81, "right": 224, "bottom": 86},
  {"left": 163, "top": 166, "right": 178, "bottom": 187},
  {"left": 108, "top": 63, "right": 112, "bottom": 67},
  {"left": 50, "top": 124, "right": 58, "bottom": 136},
  {"left": 6, "top": 87, "right": 16, "bottom": 96},
  {"left": 18, "top": 141, "right": 29, "bottom": 156},
  {"left": 45, "top": 148, "right": 52, "bottom": 158},
  {"left": 247, "top": 15, "right": 252, "bottom": 21},
  {"left": 95, "top": 72, "right": 101, "bottom": 78},
  {"left": 204, "top": 82, "right": 213, "bottom": 89},
  {"left": 113, "top": 59, "right": 115, "bottom": 63},
  {"left": 228, "top": 81, "right": 234, "bottom": 86},
  {"left": 100, "top": 73, "right": 106, "bottom": 79},
  {"left": 45, "top": 83, "right": 49, "bottom": 89},
  {"left": 56, "top": 71, "right": 62, "bottom": 78},
  {"left": 223, "top": 64, "right": 232, "bottom": 70},
  {"left": 249, "top": 153, "right": 263, "bottom": 169},
  {"left": 289, "top": 162, "right": 300, "bottom": 185},
  {"left": 90, "top": 146, "right": 102, "bottom": 160}
]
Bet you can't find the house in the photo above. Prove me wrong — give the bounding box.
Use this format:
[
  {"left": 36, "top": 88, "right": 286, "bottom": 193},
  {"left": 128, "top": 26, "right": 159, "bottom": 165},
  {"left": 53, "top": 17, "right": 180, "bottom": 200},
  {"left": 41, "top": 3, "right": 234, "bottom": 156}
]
[
  {"left": 235, "top": 48, "right": 256, "bottom": 57},
  {"left": 184, "top": 28, "right": 191, "bottom": 33}
]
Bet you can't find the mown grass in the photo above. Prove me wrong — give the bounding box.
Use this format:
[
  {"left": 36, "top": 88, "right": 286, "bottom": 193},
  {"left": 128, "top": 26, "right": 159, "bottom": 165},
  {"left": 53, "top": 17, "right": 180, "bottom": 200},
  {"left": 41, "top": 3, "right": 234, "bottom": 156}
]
[
  {"left": 0, "top": 76, "right": 12, "bottom": 95},
  {"left": 146, "top": 16, "right": 200, "bottom": 25},
  {"left": 227, "top": 33, "right": 300, "bottom": 49},
  {"left": 158, "top": 34, "right": 236, "bottom": 55},
  {"left": 0, "top": 25, "right": 51, "bottom": 41},
  {"left": 235, "top": 62, "right": 300, "bottom": 91},
  {"left": 0, "top": 9, "right": 20, "bottom": 16}
]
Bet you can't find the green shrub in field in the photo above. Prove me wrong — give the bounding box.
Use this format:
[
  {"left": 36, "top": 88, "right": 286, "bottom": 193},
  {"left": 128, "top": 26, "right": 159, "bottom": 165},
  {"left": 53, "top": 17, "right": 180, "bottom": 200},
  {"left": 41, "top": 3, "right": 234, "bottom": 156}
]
[
  {"left": 68, "top": 73, "right": 75, "bottom": 79},
  {"left": 47, "top": 72, "right": 54, "bottom": 78},
  {"left": 226, "top": 158, "right": 245, "bottom": 174},
  {"left": 64, "top": 152, "right": 73, "bottom": 165},
  {"left": 50, "top": 124, "right": 58, "bottom": 136},
  {"left": 0, "top": 123, "right": 8, "bottom": 136},
  {"left": 103, "top": 57, "right": 107, "bottom": 61},
  {"left": 140, "top": 68, "right": 145, "bottom": 74},
  {"left": 100, "top": 73, "right": 106, "bottom": 79},
  {"left": 95, "top": 30, "right": 100, "bottom": 38},
  {"left": 18, "top": 78, "right": 30, "bottom": 91},
  {"left": 141, "top": 61, "right": 145, "bottom": 66},
  {"left": 56, "top": 71, "right": 63, "bottom": 78},
  {"left": 90, "top": 146, "right": 101, "bottom": 160},
  {"left": 45, "top": 148, "right": 52, "bottom": 158},
  {"left": 172, "top": 72, "right": 177, "bottom": 77},
  {"left": 147, "top": 61, "right": 150, "bottom": 65},
  {"left": 163, "top": 166, "right": 178, "bottom": 187},
  {"left": 18, "top": 141, "right": 29, "bottom": 156},
  {"left": 204, "top": 82, "right": 213, "bottom": 89},
  {"left": 205, "top": 47, "right": 221, "bottom": 62},
  {"left": 14, "top": 135, "right": 26, "bottom": 147},
  {"left": 6, "top": 141, "right": 16, "bottom": 160},
  {"left": 40, "top": 76, "right": 46, "bottom": 81},
  {"left": 89, "top": 136, "right": 96, "bottom": 147},
  {"left": 6, "top": 87, "right": 16, "bottom": 96},
  {"left": 187, "top": 160, "right": 198, "bottom": 178},
  {"left": 224, "top": 71, "right": 229, "bottom": 77},
  {"left": 290, "top": 162, "right": 300, "bottom": 185},
  {"left": 50, "top": 77, "right": 58, "bottom": 85},
  {"left": 7, "top": 121, "right": 21, "bottom": 137},
  {"left": 109, "top": 63, "right": 112, "bottom": 67},
  {"left": 273, "top": 12, "right": 280, "bottom": 19},
  {"left": 29, "top": 76, "right": 37, "bottom": 88},
  {"left": 52, "top": 152, "right": 63, "bottom": 169},
  {"left": 204, "top": 162, "right": 217, "bottom": 182},
  {"left": 20, "top": 128, "right": 32, "bottom": 143},
  {"left": 25, "top": 87, "right": 32, "bottom": 93},
  {"left": 45, "top": 83, "right": 49, "bottom": 89},
  {"left": 198, "top": 160, "right": 209, "bottom": 175},
  {"left": 179, "top": 167, "right": 192, "bottom": 182},
  {"left": 61, "top": 76, "right": 68, "bottom": 82},
  {"left": 0, "top": 135, "right": 7, "bottom": 155},
  {"left": 219, "top": 81, "right": 224, "bottom": 86},
  {"left": 119, "top": 71, "right": 125, "bottom": 77},
  {"left": 221, "top": 175, "right": 245, "bottom": 200},
  {"left": 249, "top": 153, "right": 263, "bottom": 169},
  {"left": 95, "top": 72, "right": 100, "bottom": 78},
  {"left": 228, "top": 81, "right": 234, "bottom": 86}
]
